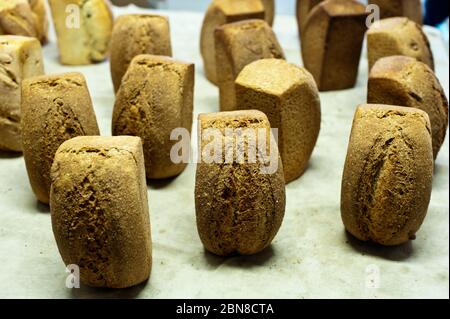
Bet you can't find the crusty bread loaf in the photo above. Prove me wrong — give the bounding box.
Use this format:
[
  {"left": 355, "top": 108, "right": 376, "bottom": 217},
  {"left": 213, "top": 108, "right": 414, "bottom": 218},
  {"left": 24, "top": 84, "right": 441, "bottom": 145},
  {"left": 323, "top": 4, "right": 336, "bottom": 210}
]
[
  {"left": 341, "top": 104, "right": 433, "bottom": 246},
  {"left": 110, "top": 14, "right": 172, "bottom": 92},
  {"left": 50, "top": 136, "right": 152, "bottom": 288},
  {"left": 29, "top": 0, "right": 48, "bottom": 43},
  {"left": 301, "top": 0, "right": 367, "bottom": 91},
  {"left": 48, "top": 0, "right": 113, "bottom": 65},
  {"left": 236, "top": 59, "right": 321, "bottom": 183},
  {"left": 21, "top": 72, "right": 100, "bottom": 204},
  {"left": 296, "top": 0, "right": 324, "bottom": 37},
  {"left": 0, "top": 35, "right": 43, "bottom": 152},
  {"left": 368, "top": 0, "right": 422, "bottom": 25},
  {"left": 261, "top": 0, "right": 275, "bottom": 25},
  {"left": 112, "top": 55, "right": 194, "bottom": 179},
  {"left": 368, "top": 56, "right": 448, "bottom": 160},
  {"left": 367, "top": 17, "right": 433, "bottom": 71},
  {"left": 200, "top": 0, "right": 265, "bottom": 85},
  {"left": 195, "top": 110, "right": 285, "bottom": 256},
  {"left": 215, "top": 19, "right": 284, "bottom": 111}
]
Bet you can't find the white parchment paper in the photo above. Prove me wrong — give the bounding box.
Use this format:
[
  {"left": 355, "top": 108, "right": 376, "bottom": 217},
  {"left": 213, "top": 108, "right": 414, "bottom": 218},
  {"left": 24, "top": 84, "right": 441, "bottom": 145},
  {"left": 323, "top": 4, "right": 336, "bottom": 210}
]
[{"left": 0, "top": 7, "right": 448, "bottom": 298}]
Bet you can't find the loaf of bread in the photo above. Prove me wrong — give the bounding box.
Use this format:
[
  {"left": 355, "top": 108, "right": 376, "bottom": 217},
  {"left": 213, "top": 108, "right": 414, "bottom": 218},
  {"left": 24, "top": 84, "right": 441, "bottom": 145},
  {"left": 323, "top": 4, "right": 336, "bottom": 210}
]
[
  {"left": 0, "top": 35, "right": 43, "bottom": 152},
  {"left": 29, "top": 0, "right": 48, "bottom": 43},
  {"left": 0, "top": 0, "right": 48, "bottom": 43},
  {"left": 48, "top": 0, "right": 113, "bottom": 65},
  {"left": 236, "top": 59, "right": 321, "bottom": 183},
  {"left": 112, "top": 55, "right": 194, "bottom": 179},
  {"left": 50, "top": 136, "right": 152, "bottom": 288},
  {"left": 21, "top": 72, "right": 100, "bottom": 204},
  {"left": 368, "top": 0, "right": 422, "bottom": 25},
  {"left": 215, "top": 19, "right": 284, "bottom": 111},
  {"left": 200, "top": 0, "right": 265, "bottom": 85},
  {"left": 341, "top": 104, "right": 433, "bottom": 246},
  {"left": 261, "top": 0, "right": 275, "bottom": 25},
  {"left": 195, "top": 110, "right": 285, "bottom": 256},
  {"left": 367, "top": 17, "right": 434, "bottom": 71},
  {"left": 301, "top": 0, "right": 367, "bottom": 91},
  {"left": 368, "top": 56, "right": 448, "bottom": 159},
  {"left": 296, "top": 0, "right": 324, "bottom": 37},
  {"left": 110, "top": 14, "right": 172, "bottom": 92}
]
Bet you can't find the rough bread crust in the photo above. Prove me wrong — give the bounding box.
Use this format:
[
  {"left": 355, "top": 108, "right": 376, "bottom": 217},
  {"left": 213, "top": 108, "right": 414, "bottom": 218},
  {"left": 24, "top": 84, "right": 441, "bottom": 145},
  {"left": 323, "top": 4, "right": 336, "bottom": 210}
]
[
  {"left": 215, "top": 19, "right": 284, "bottom": 112},
  {"left": 0, "top": 35, "right": 43, "bottom": 152},
  {"left": 296, "top": 0, "right": 324, "bottom": 37},
  {"left": 367, "top": 17, "right": 434, "bottom": 71},
  {"left": 21, "top": 72, "right": 100, "bottom": 204},
  {"left": 302, "top": 0, "right": 368, "bottom": 91},
  {"left": 200, "top": 0, "right": 265, "bottom": 86},
  {"left": 110, "top": 14, "right": 172, "bottom": 92},
  {"left": 112, "top": 55, "right": 194, "bottom": 179},
  {"left": 368, "top": 56, "right": 448, "bottom": 159},
  {"left": 50, "top": 136, "right": 152, "bottom": 288},
  {"left": 368, "top": 0, "right": 423, "bottom": 25},
  {"left": 195, "top": 110, "right": 286, "bottom": 256},
  {"left": 341, "top": 104, "right": 433, "bottom": 246},
  {"left": 236, "top": 59, "right": 321, "bottom": 183},
  {"left": 48, "top": 0, "right": 114, "bottom": 65}
]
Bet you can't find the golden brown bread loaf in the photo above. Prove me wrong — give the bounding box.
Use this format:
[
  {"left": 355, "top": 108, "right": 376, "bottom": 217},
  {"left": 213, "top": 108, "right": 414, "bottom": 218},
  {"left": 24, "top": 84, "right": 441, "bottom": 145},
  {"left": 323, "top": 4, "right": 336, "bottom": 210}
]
[
  {"left": 301, "top": 0, "right": 367, "bottom": 91},
  {"left": 296, "top": 0, "right": 324, "bottom": 37},
  {"left": 29, "top": 0, "right": 48, "bottom": 43},
  {"left": 236, "top": 59, "right": 321, "bottom": 183},
  {"left": 261, "top": 0, "right": 275, "bottom": 25},
  {"left": 200, "top": 0, "right": 265, "bottom": 85},
  {"left": 368, "top": 0, "right": 422, "bottom": 25},
  {"left": 112, "top": 55, "right": 194, "bottom": 179},
  {"left": 368, "top": 56, "right": 448, "bottom": 160},
  {"left": 367, "top": 17, "right": 434, "bottom": 71},
  {"left": 110, "top": 14, "right": 172, "bottom": 92},
  {"left": 50, "top": 136, "right": 152, "bottom": 288},
  {"left": 48, "top": 0, "right": 114, "bottom": 65},
  {"left": 215, "top": 19, "right": 284, "bottom": 111},
  {"left": 21, "top": 72, "right": 100, "bottom": 204},
  {"left": 0, "top": 0, "right": 48, "bottom": 43},
  {"left": 0, "top": 35, "right": 44, "bottom": 152},
  {"left": 341, "top": 104, "right": 433, "bottom": 246},
  {"left": 195, "top": 110, "right": 285, "bottom": 256}
]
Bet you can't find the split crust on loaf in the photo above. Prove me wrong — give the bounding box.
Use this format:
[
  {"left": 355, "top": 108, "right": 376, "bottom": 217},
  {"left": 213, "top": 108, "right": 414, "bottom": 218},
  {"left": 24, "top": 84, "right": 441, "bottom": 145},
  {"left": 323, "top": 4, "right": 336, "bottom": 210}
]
[
  {"left": 341, "top": 104, "right": 433, "bottom": 246},
  {"left": 50, "top": 136, "right": 152, "bottom": 288},
  {"left": 110, "top": 14, "right": 172, "bottom": 92},
  {"left": 112, "top": 54, "right": 194, "bottom": 179},
  {"left": 195, "top": 110, "right": 286, "bottom": 256},
  {"left": 21, "top": 72, "right": 100, "bottom": 203},
  {"left": 368, "top": 56, "right": 448, "bottom": 159}
]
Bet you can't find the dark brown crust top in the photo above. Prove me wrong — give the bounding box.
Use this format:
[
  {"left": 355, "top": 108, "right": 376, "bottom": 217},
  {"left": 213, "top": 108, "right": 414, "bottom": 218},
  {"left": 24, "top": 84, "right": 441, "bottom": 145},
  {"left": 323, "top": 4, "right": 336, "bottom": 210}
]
[
  {"left": 195, "top": 110, "right": 286, "bottom": 256},
  {"left": 50, "top": 136, "right": 152, "bottom": 288},
  {"left": 21, "top": 72, "right": 99, "bottom": 203},
  {"left": 341, "top": 104, "right": 433, "bottom": 246},
  {"left": 112, "top": 54, "right": 194, "bottom": 179},
  {"left": 368, "top": 55, "right": 448, "bottom": 159}
]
